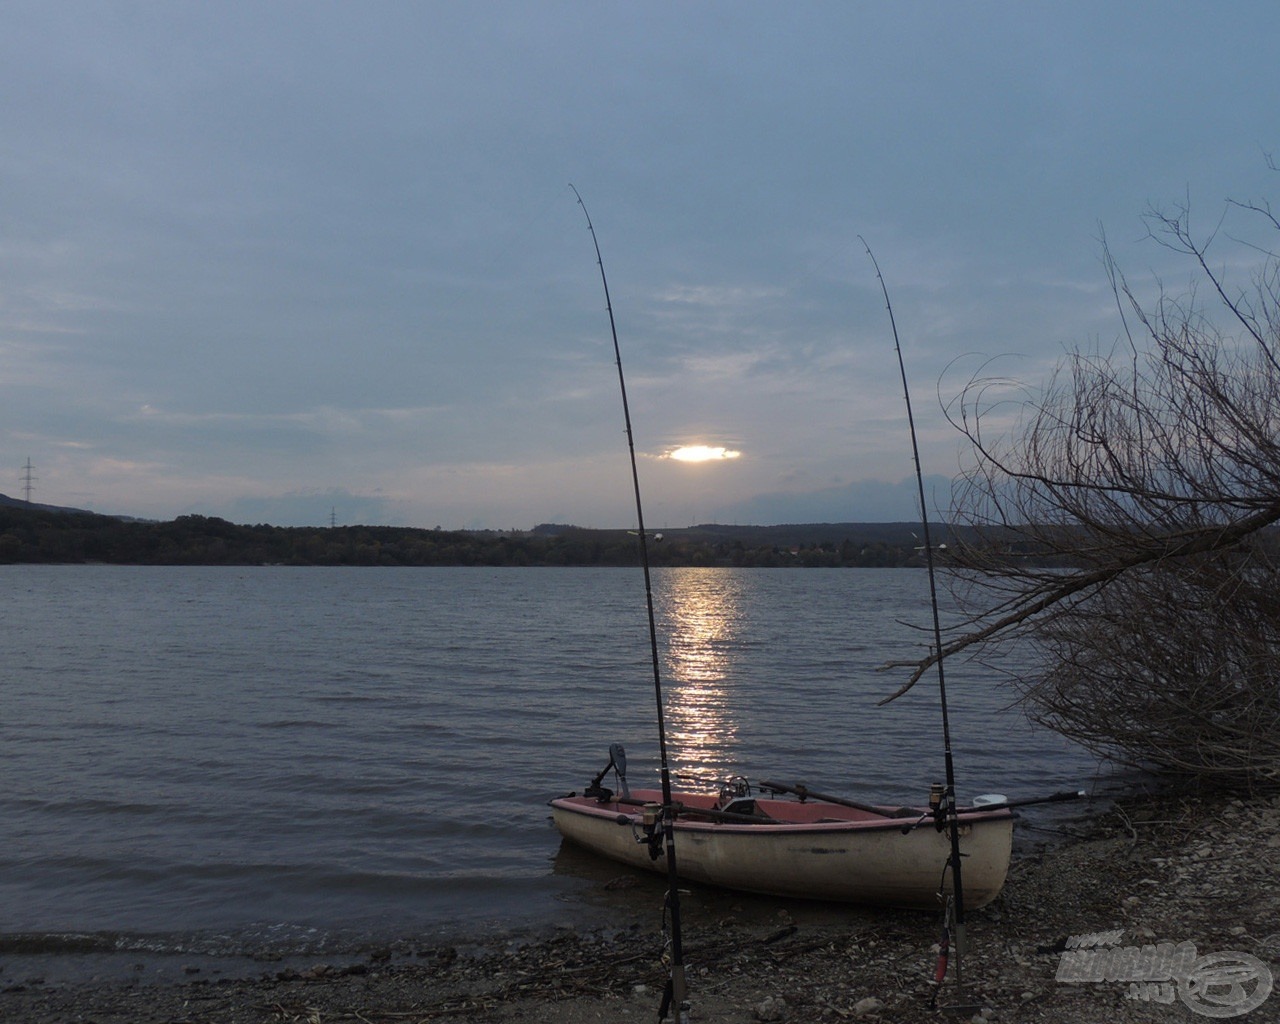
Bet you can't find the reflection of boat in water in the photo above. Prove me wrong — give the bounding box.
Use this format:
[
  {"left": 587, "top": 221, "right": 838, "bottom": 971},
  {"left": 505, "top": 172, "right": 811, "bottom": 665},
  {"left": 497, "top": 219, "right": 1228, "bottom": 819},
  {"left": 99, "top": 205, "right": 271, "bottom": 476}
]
[{"left": 550, "top": 761, "right": 1016, "bottom": 910}]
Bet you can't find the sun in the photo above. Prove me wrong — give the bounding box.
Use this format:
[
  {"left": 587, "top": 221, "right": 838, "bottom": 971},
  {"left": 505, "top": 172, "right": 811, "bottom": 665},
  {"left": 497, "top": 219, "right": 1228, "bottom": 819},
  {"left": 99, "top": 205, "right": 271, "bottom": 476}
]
[{"left": 668, "top": 445, "right": 742, "bottom": 463}]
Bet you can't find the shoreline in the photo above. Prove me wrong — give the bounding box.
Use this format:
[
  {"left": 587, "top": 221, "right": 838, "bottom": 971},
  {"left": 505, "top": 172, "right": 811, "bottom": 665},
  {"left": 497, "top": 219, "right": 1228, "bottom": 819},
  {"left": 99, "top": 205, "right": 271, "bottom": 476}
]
[{"left": 3, "top": 791, "right": 1277, "bottom": 1023}]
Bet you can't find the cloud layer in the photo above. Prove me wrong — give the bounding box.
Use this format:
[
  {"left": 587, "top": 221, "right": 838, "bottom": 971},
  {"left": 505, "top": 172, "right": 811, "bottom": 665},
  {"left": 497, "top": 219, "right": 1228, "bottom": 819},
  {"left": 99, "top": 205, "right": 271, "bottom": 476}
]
[{"left": 3, "top": 2, "right": 1278, "bottom": 526}]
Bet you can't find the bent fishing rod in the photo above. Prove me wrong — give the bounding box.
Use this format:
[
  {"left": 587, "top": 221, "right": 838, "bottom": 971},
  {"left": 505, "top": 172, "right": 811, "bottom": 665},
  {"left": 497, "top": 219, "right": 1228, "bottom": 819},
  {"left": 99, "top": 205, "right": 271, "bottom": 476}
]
[
  {"left": 571, "top": 184, "right": 689, "bottom": 1024},
  {"left": 861, "top": 237, "right": 971, "bottom": 1002}
]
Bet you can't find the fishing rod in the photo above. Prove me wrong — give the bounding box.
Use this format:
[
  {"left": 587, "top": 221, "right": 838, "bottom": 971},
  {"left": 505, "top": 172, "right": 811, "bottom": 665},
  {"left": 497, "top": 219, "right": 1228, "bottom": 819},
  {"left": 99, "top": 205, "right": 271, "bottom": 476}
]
[
  {"left": 571, "top": 184, "right": 689, "bottom": 1024},
  {"left": 860, "top": 237, "right": 972, "bottom": 1005}
]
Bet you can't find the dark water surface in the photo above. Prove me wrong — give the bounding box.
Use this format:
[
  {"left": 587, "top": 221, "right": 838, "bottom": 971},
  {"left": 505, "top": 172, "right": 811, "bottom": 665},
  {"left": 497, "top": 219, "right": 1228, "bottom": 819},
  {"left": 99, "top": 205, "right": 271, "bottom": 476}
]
[{"left": 1, "top": 566, "right": 1106, "bottom": 981}]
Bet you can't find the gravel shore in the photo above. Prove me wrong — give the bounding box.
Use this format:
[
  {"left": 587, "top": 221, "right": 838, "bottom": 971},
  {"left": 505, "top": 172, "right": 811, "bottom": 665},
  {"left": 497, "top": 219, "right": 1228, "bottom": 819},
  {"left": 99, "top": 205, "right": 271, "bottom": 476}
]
[{"left": 3, "top": 791, "right": 1277, "bottom": 1023}]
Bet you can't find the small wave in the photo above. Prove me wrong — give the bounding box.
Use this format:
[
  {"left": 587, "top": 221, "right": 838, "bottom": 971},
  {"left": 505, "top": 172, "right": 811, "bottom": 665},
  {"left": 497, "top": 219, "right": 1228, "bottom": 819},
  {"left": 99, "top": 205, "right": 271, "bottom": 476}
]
[
  {"left": 311, "top": 693, "right": 395, "bottom": 705},
  {"left": 0, "top": 924, "right": 333, "bottom": 961},
  {"left": 0, "top": 931, "right": 122, "bottom": 955},
  {"left": 6, "top": 795, "right": 172, "bottom": 818}
]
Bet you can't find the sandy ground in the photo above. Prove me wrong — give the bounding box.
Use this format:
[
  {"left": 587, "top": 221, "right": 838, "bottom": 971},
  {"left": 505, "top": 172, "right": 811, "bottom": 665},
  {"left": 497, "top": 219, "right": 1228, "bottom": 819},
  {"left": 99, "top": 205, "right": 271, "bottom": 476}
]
[{"left": 3, "top": 790, "right": 1278, "bottom": 1023}]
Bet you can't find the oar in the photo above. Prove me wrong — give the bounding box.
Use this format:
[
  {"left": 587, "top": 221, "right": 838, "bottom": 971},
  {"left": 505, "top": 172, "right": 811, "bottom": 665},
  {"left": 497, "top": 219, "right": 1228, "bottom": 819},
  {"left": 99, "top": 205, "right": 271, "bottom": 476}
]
[
  {"left": 958, "top": 789, "right": 1086, "bottom": 812},
  {"left": 759, "top": 779, "right": 919, "bottom": 819}
]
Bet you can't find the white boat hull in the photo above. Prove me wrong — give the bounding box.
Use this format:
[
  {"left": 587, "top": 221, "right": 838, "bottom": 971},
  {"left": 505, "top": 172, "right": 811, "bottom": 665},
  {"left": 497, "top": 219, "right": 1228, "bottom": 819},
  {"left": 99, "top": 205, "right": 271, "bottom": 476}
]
[{"left": 550, "top": 787, "right": 1013, "bottom": 909}]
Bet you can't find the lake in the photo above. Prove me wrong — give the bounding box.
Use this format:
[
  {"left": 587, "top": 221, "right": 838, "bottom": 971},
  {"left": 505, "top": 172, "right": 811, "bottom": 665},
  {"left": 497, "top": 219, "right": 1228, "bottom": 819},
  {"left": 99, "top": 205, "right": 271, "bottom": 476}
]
[{"left": 0, "top": 565, "right": 1107, "bottom": 980}]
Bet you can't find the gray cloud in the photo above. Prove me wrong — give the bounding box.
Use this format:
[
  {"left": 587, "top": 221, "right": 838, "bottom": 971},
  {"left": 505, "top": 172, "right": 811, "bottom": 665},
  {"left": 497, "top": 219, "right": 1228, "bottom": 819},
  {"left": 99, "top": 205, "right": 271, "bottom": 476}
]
[{"left": 3, "top": 2, "right": 1278, "bottom": 526}]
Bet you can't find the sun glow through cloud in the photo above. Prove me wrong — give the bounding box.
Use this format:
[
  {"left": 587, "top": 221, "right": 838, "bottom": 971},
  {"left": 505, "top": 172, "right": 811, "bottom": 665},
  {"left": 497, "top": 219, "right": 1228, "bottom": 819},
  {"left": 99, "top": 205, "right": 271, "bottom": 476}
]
[{"left": 668, "top": 445, "right": 742, "bottom": 463}]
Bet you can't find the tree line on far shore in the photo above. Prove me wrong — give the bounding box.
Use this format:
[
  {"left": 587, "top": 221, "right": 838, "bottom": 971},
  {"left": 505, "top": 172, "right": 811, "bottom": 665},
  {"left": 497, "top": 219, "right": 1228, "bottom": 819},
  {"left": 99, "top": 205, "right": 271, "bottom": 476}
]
[{"left": 0, "top": 505, "right": 948, "bottom": 568}]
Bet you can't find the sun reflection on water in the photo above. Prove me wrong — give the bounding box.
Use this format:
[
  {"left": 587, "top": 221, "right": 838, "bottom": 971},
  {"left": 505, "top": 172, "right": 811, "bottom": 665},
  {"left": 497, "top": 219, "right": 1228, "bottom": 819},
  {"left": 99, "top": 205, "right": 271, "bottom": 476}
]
[{"left": 657, "top": 569, "right": 746, "bottom": 786}]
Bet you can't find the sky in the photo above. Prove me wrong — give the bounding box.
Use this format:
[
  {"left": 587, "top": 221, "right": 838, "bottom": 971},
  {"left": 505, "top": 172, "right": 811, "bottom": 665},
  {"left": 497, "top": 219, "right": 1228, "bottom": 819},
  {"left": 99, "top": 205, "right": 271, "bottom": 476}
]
[{"left": 3, "top": 2, "right": 1278, "bottom": 529}]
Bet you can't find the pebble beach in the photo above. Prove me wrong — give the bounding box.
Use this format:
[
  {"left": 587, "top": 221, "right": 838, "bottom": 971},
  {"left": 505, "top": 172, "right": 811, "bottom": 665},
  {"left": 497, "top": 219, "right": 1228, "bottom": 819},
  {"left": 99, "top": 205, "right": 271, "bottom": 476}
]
[{"left": 3, "top": 790, "right": 1276, "bottom": 1023}]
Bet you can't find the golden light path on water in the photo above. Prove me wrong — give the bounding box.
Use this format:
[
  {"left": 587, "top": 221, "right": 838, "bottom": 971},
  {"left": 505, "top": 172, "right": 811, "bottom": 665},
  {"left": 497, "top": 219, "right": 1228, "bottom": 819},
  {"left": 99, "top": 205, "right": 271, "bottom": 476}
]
[{"left": 657, "top": 570, "right": 746, "bottom": 786}]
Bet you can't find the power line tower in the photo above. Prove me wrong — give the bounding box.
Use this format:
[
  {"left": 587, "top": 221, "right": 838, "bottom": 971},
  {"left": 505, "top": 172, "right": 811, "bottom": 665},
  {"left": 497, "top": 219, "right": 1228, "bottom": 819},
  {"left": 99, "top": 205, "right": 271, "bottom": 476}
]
[
  {"left": 330, "top": 506, "right": 338, "bottom": 528},
  {"left": 21, "top": 457, "right": 36, "bottom": 504}
]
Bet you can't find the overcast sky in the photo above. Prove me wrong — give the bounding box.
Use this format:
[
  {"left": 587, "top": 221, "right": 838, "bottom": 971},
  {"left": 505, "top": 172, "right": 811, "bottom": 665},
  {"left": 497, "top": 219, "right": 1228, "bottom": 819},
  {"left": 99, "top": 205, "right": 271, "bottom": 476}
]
[{"left": 3, "top": 2, "right": 1277, "bottom": 528}]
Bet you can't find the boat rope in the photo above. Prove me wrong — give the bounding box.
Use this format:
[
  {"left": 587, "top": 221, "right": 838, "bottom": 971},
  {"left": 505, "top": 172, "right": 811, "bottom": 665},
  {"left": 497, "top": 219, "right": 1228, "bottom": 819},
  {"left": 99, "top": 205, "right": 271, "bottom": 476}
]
[
  {"left": 861, "top": 237, "right": 970, "bottom": 1001},
  {"left": 572, "top": 184, "right": 690, "bottom": 1024}
]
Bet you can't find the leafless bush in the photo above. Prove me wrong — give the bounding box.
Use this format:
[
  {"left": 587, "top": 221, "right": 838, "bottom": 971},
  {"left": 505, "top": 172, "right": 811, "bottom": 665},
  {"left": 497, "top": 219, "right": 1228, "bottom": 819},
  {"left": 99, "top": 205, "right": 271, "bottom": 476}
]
[{"left": 892, "top": 181, "right": 1280, "bottom": 791}]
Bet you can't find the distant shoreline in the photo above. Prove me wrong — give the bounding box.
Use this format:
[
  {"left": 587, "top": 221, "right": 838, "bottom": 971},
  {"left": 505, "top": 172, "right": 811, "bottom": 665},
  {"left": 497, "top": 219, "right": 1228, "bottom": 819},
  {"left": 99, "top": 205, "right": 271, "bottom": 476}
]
[{"left": 0, "top": 504, "right": 960, "bottom": 568}]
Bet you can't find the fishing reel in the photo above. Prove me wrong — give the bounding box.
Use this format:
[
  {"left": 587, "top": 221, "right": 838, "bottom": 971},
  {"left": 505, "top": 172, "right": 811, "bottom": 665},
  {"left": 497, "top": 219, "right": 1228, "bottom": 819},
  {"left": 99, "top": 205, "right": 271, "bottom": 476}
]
[
  {"left": 899, "top": 781, "right": 950, "bottom": 835},
  {"left": 930, "top": 781, "right": 949, "bottom": 832},
  {"left": 636, "top": 802, "right": 668, "bottom": 861}
]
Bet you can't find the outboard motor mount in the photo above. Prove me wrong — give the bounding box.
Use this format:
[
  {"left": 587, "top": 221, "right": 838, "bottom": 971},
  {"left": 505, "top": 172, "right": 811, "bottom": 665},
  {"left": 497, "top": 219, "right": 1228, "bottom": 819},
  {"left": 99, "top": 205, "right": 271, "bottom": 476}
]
[{"left": 584, "top": 742, "right": 631, "bottom": 802}]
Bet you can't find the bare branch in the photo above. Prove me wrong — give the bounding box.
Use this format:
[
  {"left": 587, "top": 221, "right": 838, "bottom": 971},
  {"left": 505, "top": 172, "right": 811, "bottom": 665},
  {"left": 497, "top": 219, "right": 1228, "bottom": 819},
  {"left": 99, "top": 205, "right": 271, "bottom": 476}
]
[{"left": 898, "top": 178, "right": 1280, "bottom": 790}]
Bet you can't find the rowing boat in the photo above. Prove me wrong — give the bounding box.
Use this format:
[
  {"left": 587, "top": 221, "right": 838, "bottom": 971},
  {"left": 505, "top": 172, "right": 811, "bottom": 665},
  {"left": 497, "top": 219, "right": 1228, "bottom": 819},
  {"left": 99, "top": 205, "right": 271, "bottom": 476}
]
[{"left": 550, "top": 777, "right": 1014, "bottom": 909}]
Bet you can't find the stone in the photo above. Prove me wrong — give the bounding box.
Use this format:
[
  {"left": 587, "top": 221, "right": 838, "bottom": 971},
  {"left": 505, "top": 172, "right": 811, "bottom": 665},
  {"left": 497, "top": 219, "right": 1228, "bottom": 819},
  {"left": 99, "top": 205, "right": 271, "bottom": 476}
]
[
  {"left": 755, "top": 995, "right": 787, "bottom": 1021},
  {"left": 852, "top": 996, "right": 884, "bottom": 1016}
]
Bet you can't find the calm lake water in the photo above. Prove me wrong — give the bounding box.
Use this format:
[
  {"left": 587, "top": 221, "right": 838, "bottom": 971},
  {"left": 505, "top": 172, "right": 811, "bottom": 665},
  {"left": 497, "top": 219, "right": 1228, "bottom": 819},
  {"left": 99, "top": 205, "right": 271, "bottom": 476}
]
[{"left": 0, "top": 566, "right": 1107, "bottom": 980}]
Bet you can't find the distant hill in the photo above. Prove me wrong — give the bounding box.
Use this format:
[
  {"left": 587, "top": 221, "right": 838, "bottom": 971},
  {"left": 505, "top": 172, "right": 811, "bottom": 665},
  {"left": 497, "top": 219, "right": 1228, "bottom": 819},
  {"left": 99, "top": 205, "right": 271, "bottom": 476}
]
[
  {"left": 0, "top": 492, "right": 95, "bottom": 515},
  {"left": 0, "top": 492, "right": 152, "bottom": 523},
  {"left": 0, "top": 501, "right": 956, "bottom": 567}
]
